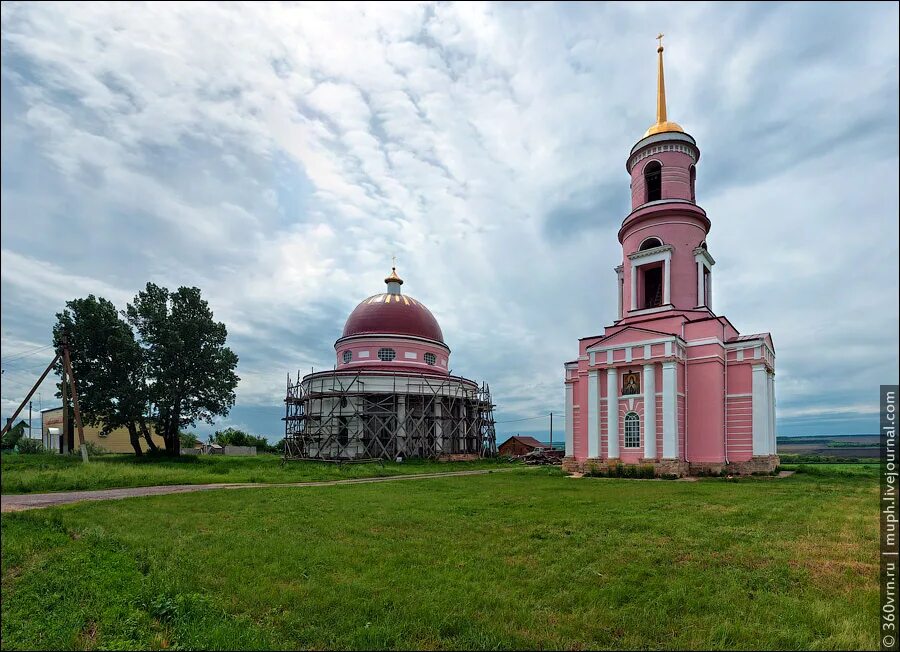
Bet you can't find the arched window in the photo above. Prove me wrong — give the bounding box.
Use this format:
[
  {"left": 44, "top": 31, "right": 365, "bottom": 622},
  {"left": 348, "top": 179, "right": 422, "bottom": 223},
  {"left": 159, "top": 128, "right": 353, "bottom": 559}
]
[
  {"left": 639, "top": 237, "right": 662, "bottom": 251},
  {"left": 689, "top": 165, "right": 696, "bottom": 203},
  {"left": 624, "top": 412, "right": 640, "bottom": 448},
  {"left": 424, "top": 352, "right": 436, "bottom": 365},
  {"left": 644, "top": 161, "right": 662, "bottom": 202},
  {"left": 342, "top": 350, "right": 352, "bottom": 364},
  {"left": 377, "top": 348, "right": 396, "bottom": 362}
]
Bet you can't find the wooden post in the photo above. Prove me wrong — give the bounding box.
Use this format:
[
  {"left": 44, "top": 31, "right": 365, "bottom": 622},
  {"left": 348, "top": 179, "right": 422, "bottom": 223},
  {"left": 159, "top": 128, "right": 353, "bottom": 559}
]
[
  {"left": 61, "top": 339, "right": 88, "bottom": 462},
  {"left": 549, "top": 412, "right": 553, "bottom": 447},
  {"left": 0, "top": 353, "right": 60, "bottom": 438},
  {"left": 61, "top": 361, "right": 69, "bottom": 453}
]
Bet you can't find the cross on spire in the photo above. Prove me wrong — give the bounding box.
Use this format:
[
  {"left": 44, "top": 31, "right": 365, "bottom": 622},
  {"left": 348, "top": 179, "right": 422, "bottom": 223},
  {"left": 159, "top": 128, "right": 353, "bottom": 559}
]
[{"left": 656, "top": 32, "right": 664, "bottom": 50}]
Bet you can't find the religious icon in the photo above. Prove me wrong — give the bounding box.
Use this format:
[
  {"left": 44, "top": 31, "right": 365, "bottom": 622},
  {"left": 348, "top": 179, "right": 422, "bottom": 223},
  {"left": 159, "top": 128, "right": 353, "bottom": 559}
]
[{"left": 622, "top": 372, "right": 640, "bottom": 395}]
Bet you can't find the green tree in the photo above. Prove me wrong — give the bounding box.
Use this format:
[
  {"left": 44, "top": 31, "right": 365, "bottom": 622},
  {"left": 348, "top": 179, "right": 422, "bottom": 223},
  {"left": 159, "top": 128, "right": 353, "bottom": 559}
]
[
  {"left": 126, "top": 284, "right": 239, "bottom": 456},
  {"left": 52, "top": 296, "right": 157, "bottom": 455},
  {"left": 1, "top": 421, "right": 28, "bottom": 450},
  {"left": 179, "top": 431, "right": 200, "bottom": 449},
  {"left": 211, "top": 427, "right": 272, "bottom": 451}
]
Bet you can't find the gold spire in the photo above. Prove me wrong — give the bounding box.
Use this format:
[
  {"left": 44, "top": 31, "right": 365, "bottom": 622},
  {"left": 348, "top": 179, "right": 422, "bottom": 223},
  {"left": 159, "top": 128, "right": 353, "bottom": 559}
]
[
  {"left": 384, "top": 258, "right": 403, "bottom": 286},
  {"left": 644, "top": 33, "right": 684, "bottom": 138}
]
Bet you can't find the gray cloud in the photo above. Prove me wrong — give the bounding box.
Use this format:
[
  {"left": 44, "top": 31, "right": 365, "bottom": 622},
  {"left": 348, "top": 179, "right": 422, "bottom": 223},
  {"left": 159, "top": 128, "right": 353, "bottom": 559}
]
[{"left": 1, "top": 1, "right": 897, "bottom": 441}]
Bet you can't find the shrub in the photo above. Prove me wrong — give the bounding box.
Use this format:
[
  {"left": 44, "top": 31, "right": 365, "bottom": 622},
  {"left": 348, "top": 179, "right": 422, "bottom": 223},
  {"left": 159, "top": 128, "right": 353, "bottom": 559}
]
[
  {"left": 70, "top": 441, "right": 109, "bottom": 456},
  {"left": 16, "top": 438, "right": 44, "bottom": 454}
]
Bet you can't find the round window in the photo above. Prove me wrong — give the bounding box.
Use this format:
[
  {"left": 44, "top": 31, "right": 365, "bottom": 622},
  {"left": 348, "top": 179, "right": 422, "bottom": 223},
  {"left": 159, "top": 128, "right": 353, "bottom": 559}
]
[
  {"left": 377, "top": 348, "right": 396, "bottom": 362},
  {"left": 342, "top": 350, "right": 352, "bottom": 364},
  {"left": 424, "top": 352, "right": 436, "bottom": 365}
]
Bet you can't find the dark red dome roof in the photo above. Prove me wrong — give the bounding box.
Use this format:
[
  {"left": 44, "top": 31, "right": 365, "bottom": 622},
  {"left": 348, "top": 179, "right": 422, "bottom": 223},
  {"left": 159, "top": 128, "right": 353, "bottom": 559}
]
[{"left": 342, "top": 293, "right": 444, "bottom": 343}]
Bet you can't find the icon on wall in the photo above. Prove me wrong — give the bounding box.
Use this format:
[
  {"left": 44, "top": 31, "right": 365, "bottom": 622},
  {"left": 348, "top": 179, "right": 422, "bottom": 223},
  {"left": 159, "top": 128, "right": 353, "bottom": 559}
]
[{"left": 622, "top": 372, "right": 640, "bottom": 395}]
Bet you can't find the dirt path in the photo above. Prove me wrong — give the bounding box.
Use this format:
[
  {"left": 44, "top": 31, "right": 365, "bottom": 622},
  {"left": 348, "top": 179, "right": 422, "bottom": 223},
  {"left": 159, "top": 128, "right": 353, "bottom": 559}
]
[{"left": 1, "top": 468, "right": 527, "bottom": 513}]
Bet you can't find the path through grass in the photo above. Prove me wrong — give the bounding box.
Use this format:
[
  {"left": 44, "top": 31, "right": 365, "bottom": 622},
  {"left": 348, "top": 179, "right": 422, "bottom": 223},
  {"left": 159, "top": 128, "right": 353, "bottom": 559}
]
[{"left": 0, "top": 453, "right": 515, "bottom": 495}]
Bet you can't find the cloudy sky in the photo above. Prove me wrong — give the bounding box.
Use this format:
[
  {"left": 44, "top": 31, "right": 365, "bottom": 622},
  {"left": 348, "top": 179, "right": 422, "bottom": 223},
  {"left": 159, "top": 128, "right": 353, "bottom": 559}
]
[{"left": 1, "top": 1, "right": 898, "bottom": 442}]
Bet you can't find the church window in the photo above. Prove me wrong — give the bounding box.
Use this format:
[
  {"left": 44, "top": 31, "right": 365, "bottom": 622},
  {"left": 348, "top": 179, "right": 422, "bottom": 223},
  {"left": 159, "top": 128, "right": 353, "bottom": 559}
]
[
  {"left": 377, "top": 348, "right": 396, "bottom": 362},
  {"left": 424, "top": 352, "right": 436, "bottom": 365},
  {"left": 624, "top": 412, "right": 640, "bottom": 448},
  {"left": 342, "top": 350, "right": 351, "bottom": 364},
  {"left": 644, "top": 161, "right": 662, "bottom": 202},
  {"left": 639, "top": 237, "right": 662, "bottom": 251}
]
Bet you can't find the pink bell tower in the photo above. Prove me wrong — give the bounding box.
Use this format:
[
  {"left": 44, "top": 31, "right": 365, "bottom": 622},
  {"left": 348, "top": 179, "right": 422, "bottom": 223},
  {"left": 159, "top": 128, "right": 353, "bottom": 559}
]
[{"left": 563, "top": 36, "right": 778, "bottom": 477}]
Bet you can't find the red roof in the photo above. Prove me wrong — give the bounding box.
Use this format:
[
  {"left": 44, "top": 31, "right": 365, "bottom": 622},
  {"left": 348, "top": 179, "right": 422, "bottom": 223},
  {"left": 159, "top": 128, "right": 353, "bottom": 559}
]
[
  {"left": 342, "top": 293, "right": 444, "bottom": 343},
  {"left": 500, "top": 436, "right": 544, "bottom": 449}
]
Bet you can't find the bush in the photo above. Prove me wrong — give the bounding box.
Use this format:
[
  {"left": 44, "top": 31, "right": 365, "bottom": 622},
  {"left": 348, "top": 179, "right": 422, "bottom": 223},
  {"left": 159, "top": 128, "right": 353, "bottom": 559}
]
[
  {"left": 16, "top": 438, "right": 44, "bottom": 454},
  {"left": 70, "top": 441, "right": 109, "bottom": 456}
]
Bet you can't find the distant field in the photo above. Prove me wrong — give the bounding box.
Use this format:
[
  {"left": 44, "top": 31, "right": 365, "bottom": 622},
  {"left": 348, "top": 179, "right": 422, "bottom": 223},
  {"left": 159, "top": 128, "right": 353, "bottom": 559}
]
[
  {"left": 1, "top": 466, "right": 878, "bottom": 650},
  {"left": 0, "top": 453, "right": 516, "bottom": 495},
  {"left": 777, "top": 434, "right": 880, "bottom": 459}
]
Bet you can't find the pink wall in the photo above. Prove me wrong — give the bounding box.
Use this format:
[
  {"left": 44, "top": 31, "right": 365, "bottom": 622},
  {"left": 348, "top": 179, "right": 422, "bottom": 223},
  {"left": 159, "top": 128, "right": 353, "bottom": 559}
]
[
  {"left": 620, "top": 212, "right": 710, "bottom": 313},
  {"left": 630, "top": 150, "right": 696, "bottom": 209},
  {"left": 686, "top": 359, "right": 725, "bottom": 462}
]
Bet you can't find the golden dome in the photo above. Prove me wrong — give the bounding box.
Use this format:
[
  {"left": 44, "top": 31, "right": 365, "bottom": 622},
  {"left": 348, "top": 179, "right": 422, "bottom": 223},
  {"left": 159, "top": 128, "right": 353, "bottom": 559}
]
[{"left": 643, "top": 35, "right": 685, "bottom": 138}]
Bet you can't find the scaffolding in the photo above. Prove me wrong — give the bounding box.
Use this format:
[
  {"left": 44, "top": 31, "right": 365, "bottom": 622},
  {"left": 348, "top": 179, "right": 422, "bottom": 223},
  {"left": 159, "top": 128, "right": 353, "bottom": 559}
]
[{"left": 284, "top": 370, "right": 497, "bottom": 462}]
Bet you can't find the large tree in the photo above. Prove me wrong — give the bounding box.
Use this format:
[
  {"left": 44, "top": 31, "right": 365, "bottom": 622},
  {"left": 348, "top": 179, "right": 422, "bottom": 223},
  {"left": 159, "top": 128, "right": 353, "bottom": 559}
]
[
  {"left": 126, "top": 283, "right": 239, "bottom": 456},
  {"left": 53, "top": 295, "right": 157, "bottom": 455}
]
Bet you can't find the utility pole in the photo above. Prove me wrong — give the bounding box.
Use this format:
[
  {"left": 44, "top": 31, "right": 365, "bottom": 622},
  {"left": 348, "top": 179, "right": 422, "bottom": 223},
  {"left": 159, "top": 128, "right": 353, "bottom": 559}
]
[
  {"left": 0, "top": 338, "right": 88, "bottom": 463},
  {"left": 28, "top": 401, "right": 32, "bottom": 440},
  {"left": 549, "top": 412, "right": 553, "bottom": 447}
]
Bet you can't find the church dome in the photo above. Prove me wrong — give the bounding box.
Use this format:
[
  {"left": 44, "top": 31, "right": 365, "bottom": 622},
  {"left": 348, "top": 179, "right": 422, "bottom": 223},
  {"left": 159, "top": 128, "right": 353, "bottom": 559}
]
[{"left": 341, "top": 268, "right": 445, "bottom": 343}]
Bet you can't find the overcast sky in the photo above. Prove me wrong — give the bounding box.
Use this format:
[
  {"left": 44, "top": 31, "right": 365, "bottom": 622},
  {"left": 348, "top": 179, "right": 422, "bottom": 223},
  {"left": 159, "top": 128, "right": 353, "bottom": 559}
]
[{"left": 2, "top": 1, "right": 898, "bottom": 442}]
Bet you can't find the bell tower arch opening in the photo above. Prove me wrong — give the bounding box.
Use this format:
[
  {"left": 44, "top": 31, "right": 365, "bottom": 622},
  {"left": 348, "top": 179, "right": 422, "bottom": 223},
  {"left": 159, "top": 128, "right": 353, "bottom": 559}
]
[{"left": 644, "top": 161, "right": 662, "bottom": 202}]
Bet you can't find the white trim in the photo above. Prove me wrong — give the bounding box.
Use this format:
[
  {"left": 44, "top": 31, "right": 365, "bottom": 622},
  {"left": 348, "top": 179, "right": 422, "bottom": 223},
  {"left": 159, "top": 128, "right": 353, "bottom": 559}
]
[
  {"left": 625, "top": 347, "right": 633, "bottom": 363},
  {"left": 606, "top": 349, "right": 613, "bottom": 364},
  {"left": 644, "top": 344, "right": 652, "bottom": 359},
  {"left": 643, "top": 363, "right": 657, "bottom": 458},
  {"left": 587, "top": 335, "right": 678, "bottom": 354},
  {"left": 565, "top": 382, "right": 574, "bottom": 457},
  {"left": 629, "top": 247, "right": 672, "bottom": 311},
  {"left": 588, "top": 371, "right": 600, "bottom": 459},
  {"left": 589, "top": 351, "right": 596, "bottom": 366},
  {"left": 664, "top": 341, "right": 673, "bottom": 357},
  {"left": 606, "top": 369, "right": 619, "bottom": 459},
  {"left": 685, "top": 337, "right": 724, "bottom": 347},
  {"left": 736, "top": 348, "right": 744, "bottom": 362},
  {"left": 662, "top": 361, "right": 677, "bottom": 458},
  {"left": 726, "top": 393, "right": 752, "bottom": 398},
  {"left": 358, "top": 351, "right": 370, "bottom": 358},
  {"left": 627, "top": 244, "right": 673, "bottom": 263},
  {"left": 403, "top": 352, "right": 417, "bottom": 360},
  {"left": 625, "top": 305, "right": 672, "bottom": 317},
  {"left": 768, "top": 371, "right": 776, "bottom": 455}
]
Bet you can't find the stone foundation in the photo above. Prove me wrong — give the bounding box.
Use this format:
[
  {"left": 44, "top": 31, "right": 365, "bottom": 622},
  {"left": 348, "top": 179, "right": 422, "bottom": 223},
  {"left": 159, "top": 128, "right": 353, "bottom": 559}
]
[{"left": 561, "top": 455, "right": 779, "bottom": 478}]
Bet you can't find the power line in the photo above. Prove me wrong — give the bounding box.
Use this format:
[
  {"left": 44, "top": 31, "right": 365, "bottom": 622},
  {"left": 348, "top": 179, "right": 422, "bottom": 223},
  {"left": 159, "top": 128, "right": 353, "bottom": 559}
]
[
  {"left": 1, "top": 344, "right": 54, "bottom": 363},
  {"left": 495, "top": 414, "right": 549, "bottom": 424}
]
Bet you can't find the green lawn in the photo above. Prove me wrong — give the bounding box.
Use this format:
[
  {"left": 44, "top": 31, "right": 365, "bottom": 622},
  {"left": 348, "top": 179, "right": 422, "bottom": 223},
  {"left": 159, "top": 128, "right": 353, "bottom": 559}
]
[
  {"left": 0, "top": 453, "right": 516, "bottom": 495},
  {"left": 1, "top": 466, "right": 878, "bottom": 650}
]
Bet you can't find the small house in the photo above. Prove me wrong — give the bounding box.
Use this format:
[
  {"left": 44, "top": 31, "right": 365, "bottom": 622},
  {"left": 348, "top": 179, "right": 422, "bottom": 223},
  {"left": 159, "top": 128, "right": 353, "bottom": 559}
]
[{"left": 498, "top": 436, "right": 546, "bottom": 457}]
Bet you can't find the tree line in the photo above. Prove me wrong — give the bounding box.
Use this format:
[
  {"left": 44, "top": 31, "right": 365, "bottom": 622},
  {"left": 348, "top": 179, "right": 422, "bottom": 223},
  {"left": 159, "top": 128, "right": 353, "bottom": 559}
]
[{"left": 54, "top": 283, "right": 239, "bottom": 456}]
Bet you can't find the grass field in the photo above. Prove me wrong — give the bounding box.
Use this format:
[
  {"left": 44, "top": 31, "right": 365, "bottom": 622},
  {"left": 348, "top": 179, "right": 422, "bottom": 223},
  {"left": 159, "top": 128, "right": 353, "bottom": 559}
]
[
  {"left": 1, "top": 465, "right": 878, "bottom": 650},
  {"left": 0, "top": 453, "right": 516, "bottom": 495}
]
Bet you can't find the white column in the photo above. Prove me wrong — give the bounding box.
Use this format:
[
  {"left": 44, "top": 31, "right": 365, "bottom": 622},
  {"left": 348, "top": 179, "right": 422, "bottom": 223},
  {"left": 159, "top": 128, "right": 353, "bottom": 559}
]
[
  {"left": 565, "top": 382, "right": 574, "bottom": 457},
  {"left": 606, "top": 368, "right": 619, "bottom": 459},
  {"left": 643, "top": 363, "right": 657, "bottom": 459},
  {"left": 768, "top": 372, "right": 776, "bottom": 455},
  {"left": 397, "top": 395, "right": 407, "bottom": 456},
  {"left": 662, "top": 361, "right": 677, "bottom": 458},
  {"left": 588, "top": 370, "right": 600, "bottom": 458},
  {"left": 707, "top": 269, "right": 713, "bottom": 311},
  {"left": 617, "top": 268, "right": 624, "bottom": 319},
  {"left": 697, "top": 261, "right": 704, "bottom": 306},
  {"left": 434, "top": 401, "right": 443, "bottom": 454},
  {"left": 630, "top": 263, "right": 637, "bottom": 311},
  {"left": 752, "top": 365, "right": 767, "bottom": 456},
  {"left": 663, "top": 257, "right": 671, "bottom": 305}
]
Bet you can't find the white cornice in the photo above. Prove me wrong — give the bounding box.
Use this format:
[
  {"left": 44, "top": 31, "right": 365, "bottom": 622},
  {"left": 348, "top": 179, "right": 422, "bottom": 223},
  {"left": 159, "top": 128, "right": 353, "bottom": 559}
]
[{"left": 627, "top": 244, "right": 673, "bottom": 262}]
